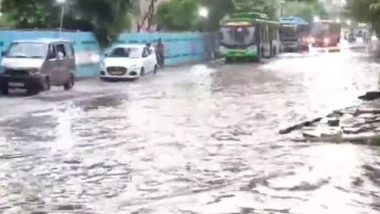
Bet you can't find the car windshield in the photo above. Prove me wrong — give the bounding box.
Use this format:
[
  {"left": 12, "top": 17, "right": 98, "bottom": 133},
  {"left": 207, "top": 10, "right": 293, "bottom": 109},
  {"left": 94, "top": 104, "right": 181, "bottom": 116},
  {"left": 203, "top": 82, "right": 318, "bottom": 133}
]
[
  {"left": 220, "top": 25, "right": 255, "bottom": 46},
  {"left": 6, "top": 42, "right": 47, "bottom": 58},
  {"left": 109, "top": 47, "right": 141, "bottom": 58}
]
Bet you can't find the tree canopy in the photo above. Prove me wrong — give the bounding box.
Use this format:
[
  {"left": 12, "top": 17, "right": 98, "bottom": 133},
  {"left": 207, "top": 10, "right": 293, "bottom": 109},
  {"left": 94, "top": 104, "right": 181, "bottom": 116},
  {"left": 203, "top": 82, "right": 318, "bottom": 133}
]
[
  {"left": 155, "top": 0, "right": 200, "bottom": 31},
  {"left": 346, "top": 0, "right": 380, "bottom": 36},
  {"left": 283, "top": 1, "right": 327, "bottom": 22},
  {"left": 0, "top": 0, "right": 334, "bottom": 41},
  {"left": 1, "top": 0, "right": 134, "bottom": 47},
  {"left": 155, "top": 0, "right": 328, "bottom": 31}
]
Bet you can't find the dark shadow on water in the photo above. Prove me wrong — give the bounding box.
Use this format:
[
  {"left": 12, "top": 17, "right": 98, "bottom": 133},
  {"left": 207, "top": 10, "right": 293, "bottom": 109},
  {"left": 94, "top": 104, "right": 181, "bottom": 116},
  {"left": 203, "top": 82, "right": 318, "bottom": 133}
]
[
  {"left": 100, "top": 78, "right": 137, "bottom": 83},
  {"left": 0, "top": 114, "right": 58, "bottom": 143},
  {"left": 73, "top": 94, "right": 127, "bottom": 111}
]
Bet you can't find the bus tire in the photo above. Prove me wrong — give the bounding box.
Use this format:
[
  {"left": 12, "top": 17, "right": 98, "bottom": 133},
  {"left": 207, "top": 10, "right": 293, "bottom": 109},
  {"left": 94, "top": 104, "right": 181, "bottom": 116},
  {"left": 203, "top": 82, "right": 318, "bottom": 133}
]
[
  {"left": 254, "top": 53, "right": 261, "bottom": 63},
  {"left": 270, "top": 43, "right": 274, "bottom": 57}
]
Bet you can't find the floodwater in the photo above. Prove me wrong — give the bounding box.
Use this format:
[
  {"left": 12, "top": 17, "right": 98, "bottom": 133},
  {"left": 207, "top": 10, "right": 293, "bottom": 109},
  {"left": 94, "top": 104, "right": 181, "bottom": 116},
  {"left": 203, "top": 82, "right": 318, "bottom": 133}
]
[{"left": 1, "top": 48, "right": 380, "bottom": 213}]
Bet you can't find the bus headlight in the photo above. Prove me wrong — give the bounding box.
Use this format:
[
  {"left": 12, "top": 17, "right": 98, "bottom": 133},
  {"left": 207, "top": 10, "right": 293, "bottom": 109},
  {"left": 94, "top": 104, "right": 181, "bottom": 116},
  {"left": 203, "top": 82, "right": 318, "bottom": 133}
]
[
  {"left": 219, "top": 46, "right": 227, "bottom": 52},
  {"left": 247, "top": 46, "right": 257, "bottom": 52}
]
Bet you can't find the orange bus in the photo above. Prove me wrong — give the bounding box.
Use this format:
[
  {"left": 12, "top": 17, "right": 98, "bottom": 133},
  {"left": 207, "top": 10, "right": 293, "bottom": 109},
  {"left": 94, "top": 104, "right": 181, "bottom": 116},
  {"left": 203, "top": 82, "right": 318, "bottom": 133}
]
[{"left": 310, "top": 20, "right": 341, "bottom": 47}]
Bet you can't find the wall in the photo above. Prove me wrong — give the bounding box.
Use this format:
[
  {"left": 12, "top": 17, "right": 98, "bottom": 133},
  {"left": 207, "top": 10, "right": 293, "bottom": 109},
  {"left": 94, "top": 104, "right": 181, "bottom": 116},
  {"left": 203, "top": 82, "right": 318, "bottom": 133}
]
[
  {"left": 0, "top": 31, "right": 208, "bottom": 78},
  {"left": 115, "top": 32, "right": 207, "bottom": 66},
  {"left": 0, "top": 30, "right": 101, "bottom": 78}
]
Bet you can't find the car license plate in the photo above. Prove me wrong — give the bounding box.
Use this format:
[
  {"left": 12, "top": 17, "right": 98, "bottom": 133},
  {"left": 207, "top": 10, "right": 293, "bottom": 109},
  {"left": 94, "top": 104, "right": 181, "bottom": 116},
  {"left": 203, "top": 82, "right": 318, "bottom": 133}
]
[
  {"left": 111, "top": 71, "right": 124, "bottom": 75},
  {"left": 8, "top": 82, "right": 25, "bottom": 87}
]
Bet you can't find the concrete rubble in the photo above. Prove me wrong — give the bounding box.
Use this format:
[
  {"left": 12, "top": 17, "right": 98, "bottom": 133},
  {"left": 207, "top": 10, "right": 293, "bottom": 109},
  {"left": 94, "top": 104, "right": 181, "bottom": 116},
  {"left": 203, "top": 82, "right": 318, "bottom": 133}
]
[{"left": 280, "top": 92, "right": 380, "bottom": 145}]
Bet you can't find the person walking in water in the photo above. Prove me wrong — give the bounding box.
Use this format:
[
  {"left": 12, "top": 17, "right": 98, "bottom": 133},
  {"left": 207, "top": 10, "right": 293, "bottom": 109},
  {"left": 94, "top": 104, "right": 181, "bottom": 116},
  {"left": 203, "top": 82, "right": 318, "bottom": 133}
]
[{"left": 156, "top": 38, "right": 165, "bottom": 69}]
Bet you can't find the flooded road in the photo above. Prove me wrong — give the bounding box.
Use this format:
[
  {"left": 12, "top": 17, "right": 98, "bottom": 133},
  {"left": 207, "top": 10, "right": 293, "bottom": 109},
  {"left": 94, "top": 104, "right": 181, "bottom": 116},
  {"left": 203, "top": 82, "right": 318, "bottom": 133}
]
[{"left": 1, "top": 49, "right": 380, "bottom": 213}]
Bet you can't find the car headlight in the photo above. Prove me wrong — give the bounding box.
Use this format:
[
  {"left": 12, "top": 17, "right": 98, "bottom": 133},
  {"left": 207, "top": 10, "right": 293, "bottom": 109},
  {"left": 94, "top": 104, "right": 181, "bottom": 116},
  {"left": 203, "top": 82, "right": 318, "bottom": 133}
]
[
  {"left": 29, "top": 68, "right": 39, "bottom": 74},
  {"left": 130, "top": 65, "right": 140, "bottom": 71},
  {"left": 324, "top": 38, "right": 330, "bottom": 44}
]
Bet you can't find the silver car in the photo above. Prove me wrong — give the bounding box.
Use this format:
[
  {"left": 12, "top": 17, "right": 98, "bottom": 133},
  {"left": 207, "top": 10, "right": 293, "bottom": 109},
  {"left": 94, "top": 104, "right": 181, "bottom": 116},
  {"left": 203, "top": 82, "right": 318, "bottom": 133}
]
[{"left": 0, "top": 38, "right": 76, "bottom": 95}]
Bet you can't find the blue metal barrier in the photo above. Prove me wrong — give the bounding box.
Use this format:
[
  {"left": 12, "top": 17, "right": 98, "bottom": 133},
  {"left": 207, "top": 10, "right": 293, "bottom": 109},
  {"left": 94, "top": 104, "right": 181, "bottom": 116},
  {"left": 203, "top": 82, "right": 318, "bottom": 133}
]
[
  {"left": 0, "top": 31, "right": 208, "bottom": 78},
  {"left": 116, "top": 32, "right": 207, "bottom": 66}
]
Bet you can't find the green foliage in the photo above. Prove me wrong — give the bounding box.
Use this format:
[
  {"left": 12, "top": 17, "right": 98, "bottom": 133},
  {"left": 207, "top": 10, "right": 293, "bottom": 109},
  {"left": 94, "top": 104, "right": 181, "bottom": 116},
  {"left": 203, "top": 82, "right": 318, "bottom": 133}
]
[
  {"left": 347, "top": 0, "right": 377, "bottom": 23},
  {"left": 67, "top": 0, "right": 132, "bottom": 47},
  {"left": 155, "top": 0, "right": 331, "bottom": 32},
  {"left": 155, "top": 0, "right": 278, "bottom": 31},
  {"left": 0, "top": 0, "right": 133, "bottom": 47},
  {"left": 199, "top": 0, "right": 235, "bottom": 31},
  {"left": 1, "top": 0, "right": 58, "bottom": 28},
  {"left": 346, "top": 0, "right": 380, "bottom": 36},
  {"left": 283, "top": 1, "right": 327, "bottom": 22},
  {"left": 232, "top": 0, "right": 277, "bottom": 18},
  {"left": 156, "top": 0, "right": 201, "bottom": 31}
]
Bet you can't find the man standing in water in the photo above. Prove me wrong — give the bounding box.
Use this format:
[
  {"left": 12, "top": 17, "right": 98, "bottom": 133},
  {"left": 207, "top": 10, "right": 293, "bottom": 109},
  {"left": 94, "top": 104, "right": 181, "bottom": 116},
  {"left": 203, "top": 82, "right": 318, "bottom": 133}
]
[{"left": 156, "top": 38, "right": 165, "bottom": 69}]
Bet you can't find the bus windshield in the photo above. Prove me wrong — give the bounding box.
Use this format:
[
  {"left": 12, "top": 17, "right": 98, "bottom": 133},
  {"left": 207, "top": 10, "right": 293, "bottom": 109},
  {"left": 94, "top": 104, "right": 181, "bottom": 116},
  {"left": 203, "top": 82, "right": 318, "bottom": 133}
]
[
  {"left": 220, "top": 25, "right": 255, "bottom": 47},
  {"left": 280, "top": 25, "right": 297, "bottom": 40},
  {"left": 311, "top": 23, "right": 329, "bottom": 38}
]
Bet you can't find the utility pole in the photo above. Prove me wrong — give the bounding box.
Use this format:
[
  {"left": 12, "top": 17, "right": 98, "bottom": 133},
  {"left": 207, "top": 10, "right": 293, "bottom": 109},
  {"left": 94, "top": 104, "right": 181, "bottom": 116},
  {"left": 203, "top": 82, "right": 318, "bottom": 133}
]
[
  {"left": 280, "top": 0, "right": 285, "bottom": 17},
  {"left": 56, "top": 0, "right": 66, "bottom": 32}
]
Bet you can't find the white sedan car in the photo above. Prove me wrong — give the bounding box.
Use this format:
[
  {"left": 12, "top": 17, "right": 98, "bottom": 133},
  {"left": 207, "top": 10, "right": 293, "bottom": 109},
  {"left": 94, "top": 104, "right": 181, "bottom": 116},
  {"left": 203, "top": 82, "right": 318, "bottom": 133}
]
[{"left": 100, "top": 44, "right": 158, "bottom": 80}]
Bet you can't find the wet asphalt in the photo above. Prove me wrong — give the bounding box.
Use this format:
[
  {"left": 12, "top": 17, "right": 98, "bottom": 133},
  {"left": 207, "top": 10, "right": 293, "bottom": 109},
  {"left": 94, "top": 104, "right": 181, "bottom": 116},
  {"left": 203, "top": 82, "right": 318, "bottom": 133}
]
[{"left": 1, "top": 47, "right": 380, "bottom": 214}]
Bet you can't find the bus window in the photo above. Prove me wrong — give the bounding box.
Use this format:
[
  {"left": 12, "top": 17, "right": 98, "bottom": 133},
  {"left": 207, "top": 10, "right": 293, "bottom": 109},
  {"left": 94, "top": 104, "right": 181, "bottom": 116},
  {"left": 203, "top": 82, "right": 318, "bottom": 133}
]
[{"left": 220, "top": 25, "right": 256, "bottom": 46}]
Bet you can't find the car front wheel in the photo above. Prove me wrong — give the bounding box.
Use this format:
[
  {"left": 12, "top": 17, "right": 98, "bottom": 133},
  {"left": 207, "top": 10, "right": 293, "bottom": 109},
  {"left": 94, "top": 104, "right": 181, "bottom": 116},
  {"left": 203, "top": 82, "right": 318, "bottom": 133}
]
[
  {"left": 1, "top": 87, "right": 8, "bottom": 95},
  {"left": 140, "top": 67, "right": 145, "bottom": 76},
  {"left": 42, "top": 77, "right": 51, "bottom": 91},
  {"left": 64, "top": 74, "right": 75, "bottom": 90},
  {"left": 27, "top": 86, "right": 39, "bottom": 96}
]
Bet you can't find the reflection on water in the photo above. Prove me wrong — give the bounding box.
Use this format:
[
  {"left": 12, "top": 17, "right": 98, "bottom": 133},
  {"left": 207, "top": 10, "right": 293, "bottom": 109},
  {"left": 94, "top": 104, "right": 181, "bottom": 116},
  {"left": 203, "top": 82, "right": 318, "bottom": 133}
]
[{"left": 0, "top": 51, "right": 380, "bottom": 213}]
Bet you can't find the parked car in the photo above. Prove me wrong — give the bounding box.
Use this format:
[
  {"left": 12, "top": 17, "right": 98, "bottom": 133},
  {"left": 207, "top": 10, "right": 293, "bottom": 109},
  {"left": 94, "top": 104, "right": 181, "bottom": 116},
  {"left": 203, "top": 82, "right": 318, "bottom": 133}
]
[
  {"left": 0, "top": 38, "right": 76, "bottom": 95},
  {"left": 100, "top": 44, "right": 158, "bottom": 81}
]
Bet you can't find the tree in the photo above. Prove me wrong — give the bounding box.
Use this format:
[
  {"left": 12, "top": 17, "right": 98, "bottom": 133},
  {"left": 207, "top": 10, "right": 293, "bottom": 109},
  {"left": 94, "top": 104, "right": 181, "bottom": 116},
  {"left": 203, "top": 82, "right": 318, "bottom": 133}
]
[
  {"left": 0, "top": 0, "right": 134, "bottom": 47},
  {"left": 156, "top": 0, "right": 200, "bottom": 31},
  {"left": 232, "top": 0, "right": 278, "bottom": 18},
  {"left": 1, "top": 0, "right": 59, "bottom": 28},
  {"left": 155, "top": 0, "right": 278, "bottom": 31},
  {"left": 66, "top": 0, "right": 133, "bottom": 47},
  {"left": 198, "top": 0, "right": 235, "bottom": 31},
  {"left": 346, "top": 0, "right": 380, "bottom": 36},
  {"left": 283, "top": 1, "right": 327, "bottom": 22},
  {"left": 347, "top": 0, "right": 377, "bottom": 23}
]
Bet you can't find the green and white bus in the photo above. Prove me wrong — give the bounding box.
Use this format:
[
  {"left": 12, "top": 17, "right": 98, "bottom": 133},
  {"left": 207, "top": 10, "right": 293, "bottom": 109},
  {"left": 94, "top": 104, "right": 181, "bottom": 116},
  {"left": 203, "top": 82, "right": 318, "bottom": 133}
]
[{"left": 219, "top": 12, "right": 280, "bottom": 63}]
